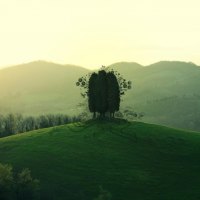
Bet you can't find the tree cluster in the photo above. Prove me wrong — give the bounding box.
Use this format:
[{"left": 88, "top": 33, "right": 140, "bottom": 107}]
[
  {"left": 0, "top": 163, "right": 40, "bottom": 200},
  {"left": 0, "top": 114, "right": 81, "bottom": 138},
  {"left": 76, "top": 66, "right": 132, "bottom": 118},
  {"left": 87, "top": 70, "right": 120, "bottom": 118}
]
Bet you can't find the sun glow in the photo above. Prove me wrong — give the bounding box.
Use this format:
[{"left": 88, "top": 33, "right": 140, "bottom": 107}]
[{"left": 0, "top": 0, "right": 200, "bottom": 69}]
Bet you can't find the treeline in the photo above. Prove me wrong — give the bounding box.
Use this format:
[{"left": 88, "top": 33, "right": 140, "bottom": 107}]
[{"left": 0, "top": 113, "right": 81, "bottom": 138}]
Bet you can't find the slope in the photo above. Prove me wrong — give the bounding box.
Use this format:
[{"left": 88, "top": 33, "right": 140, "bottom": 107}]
[
  {"left": 0, "top": 120, "right": 200, "bottom": 200},
  {"left": 109, "top": 61, "right": 200, "bottom": 131},
  {"left": 0, "top": 61, "right": 89, "bottom": 115}
]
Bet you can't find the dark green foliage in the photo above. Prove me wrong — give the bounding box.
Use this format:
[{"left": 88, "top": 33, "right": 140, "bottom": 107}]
[
  {"left": 88, "top": 73, "right": 98, "bottom": 118},
  {"left": 0, "top": 163, "right": 13, "bottom": 200},
  {"left": 0, "top": 163, "right": 40, "bottom": 200},
  {"left": 96, "top": 70, "right": 108, "bottom": 117},
  {"left": 16, "top": 168, "right": 40, "bottom": 200},
  {"left": 76, "top": 66, "right": 131, "bottom": 118},
  {"left": 107, "top": 72, "right": 120, "bottom": 117}
]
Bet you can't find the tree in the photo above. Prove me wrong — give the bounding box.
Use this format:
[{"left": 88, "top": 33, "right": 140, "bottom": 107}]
[
  {"left": 88, "top": 73, "right": 98, "bottom": 118},
  {"left": 38, "top": 115, "right": 49, "bottom": 128},
  {"left": 0, "top": 163, "right": 40, "bottom": 200},
  {"left": 4, "top": 113, "right": 17, "bottom": 135},
  {"left": 96, "top": 70, "right": 108, "bottom": 118},
  {"left": 107, "top": 72, "right": 120, "bottom": 117},
  {"left": 16, "top": 168, "right": 40, "bottom": 200},
  {"left": 0, "top": 115, "right": 6, "bottom": 137},
  {"left": 0, "top": 163, "right": 14, "bottom": 200}
]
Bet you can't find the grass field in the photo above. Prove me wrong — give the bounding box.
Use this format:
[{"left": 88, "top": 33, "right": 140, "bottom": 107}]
[{"left": 0, "top": 119, "right": 200, "bottom": 200}]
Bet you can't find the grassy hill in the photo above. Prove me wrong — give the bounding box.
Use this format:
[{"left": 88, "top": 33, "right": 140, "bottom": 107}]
[
  {"left": 0, "top": 120, "right": 200, "bottom": 200},
  {"left": 0, "top": 61, "right": 89, "bottom": 115}
]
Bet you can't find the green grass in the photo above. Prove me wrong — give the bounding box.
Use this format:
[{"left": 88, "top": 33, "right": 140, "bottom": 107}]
[{"left": 0, "top": 120, "right": 200, "bottom": 200}]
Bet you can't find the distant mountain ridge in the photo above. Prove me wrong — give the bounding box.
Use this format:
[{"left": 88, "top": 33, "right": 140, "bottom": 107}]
[
  {"left": 109, "top": 61, "right": 200, "bottom": 131},
  {"left": 0, "top": 60, "right": 200, "bottom": 131},
  {"left": 0, "top": 61, "right": 89, "bottom": 115},
  {"left": 146, "top": 60, "right": 197, "bottom": 67}
]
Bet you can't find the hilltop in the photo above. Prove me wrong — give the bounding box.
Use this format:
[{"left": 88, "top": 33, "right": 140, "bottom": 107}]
[{"left": 0, "top": 120, "right": 200, "bottom": 200}]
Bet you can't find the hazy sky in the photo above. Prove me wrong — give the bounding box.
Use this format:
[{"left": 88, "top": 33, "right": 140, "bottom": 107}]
[{"left": 0, "top": 0, "right": 200, "bottom": 69}]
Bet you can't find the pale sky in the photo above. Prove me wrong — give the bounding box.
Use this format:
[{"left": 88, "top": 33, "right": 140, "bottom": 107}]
[{"left": 0, "top": 0, "right": 200, "bottom": 69}]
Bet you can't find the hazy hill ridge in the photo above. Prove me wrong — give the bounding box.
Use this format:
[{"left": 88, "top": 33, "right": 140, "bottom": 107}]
[
  {"left": 0, "top": 60, "right": 200, "bottom": 131},
  {"left": 0, "top": 61, "right": 89, "bottom": 115},
  {"left": 109, "top": 61, "right": 200, "bottom": 131}
]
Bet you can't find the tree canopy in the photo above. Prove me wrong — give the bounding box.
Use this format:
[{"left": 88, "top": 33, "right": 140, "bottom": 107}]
[{"left": 76, "top": 66, "right": 132, "bottom": 118}]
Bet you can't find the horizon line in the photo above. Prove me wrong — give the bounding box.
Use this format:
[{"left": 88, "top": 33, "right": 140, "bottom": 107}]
[{"left": 0, "top": 59, "right": 198, "bottom": 70}]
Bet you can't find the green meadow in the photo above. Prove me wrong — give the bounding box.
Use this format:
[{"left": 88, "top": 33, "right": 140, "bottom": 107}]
[{"left": 0, "top": 119, "right": 200, "bottom": 200}]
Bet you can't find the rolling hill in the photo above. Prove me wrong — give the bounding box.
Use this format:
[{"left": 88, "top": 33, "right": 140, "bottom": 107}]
[
  {"left": 0, "top": 60, "right": 200, "bottom": 131},
  {"left": 0, "top": 120, "right": 200, "bottom": 200},
  {"left": 109, "top": 61, "right": 200, "bottom": 131},
  {"left": 0, "top": 61, "right": 89, "bottom": 115}
]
